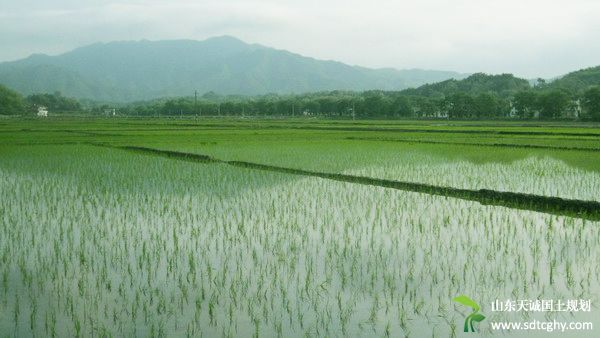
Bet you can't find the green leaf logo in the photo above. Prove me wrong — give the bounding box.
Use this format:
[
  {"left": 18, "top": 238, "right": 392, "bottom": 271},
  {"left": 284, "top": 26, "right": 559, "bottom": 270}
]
[{"left": 453, "top": 295, "right": 485, "bottom": 332}]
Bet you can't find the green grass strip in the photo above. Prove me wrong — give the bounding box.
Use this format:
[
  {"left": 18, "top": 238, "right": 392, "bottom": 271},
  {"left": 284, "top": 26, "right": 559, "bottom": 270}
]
[{"left": 346, "top": 137, "right": 600, "bottom": 152}]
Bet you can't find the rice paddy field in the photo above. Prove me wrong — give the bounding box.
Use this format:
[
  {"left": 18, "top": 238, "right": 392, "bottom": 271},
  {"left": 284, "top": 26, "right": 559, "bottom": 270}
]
[{"left": 1, "top": 117, "right": 600, "bottom": 337}]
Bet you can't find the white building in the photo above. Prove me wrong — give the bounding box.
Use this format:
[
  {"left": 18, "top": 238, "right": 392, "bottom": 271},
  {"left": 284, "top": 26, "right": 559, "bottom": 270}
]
[
  {"left": 104, "top": 108, "right": 117, "bottom": 116},
  {"left": 37, "top": 106, "right": 48, "bottom": 117}
]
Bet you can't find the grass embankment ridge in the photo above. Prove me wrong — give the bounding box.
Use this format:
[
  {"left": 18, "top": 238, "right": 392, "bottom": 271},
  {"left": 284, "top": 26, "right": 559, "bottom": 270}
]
[
  {"left": 93, "top": 143, "right": 600, "bottom": 221},
  {"left": 346, "top": 137, "right": 600, "bottom": 152}
]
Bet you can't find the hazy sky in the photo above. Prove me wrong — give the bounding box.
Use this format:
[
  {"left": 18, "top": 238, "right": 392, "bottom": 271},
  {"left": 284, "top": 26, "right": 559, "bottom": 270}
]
[{"left": 1, "top": 0, "right": 599, "bottom": 78}]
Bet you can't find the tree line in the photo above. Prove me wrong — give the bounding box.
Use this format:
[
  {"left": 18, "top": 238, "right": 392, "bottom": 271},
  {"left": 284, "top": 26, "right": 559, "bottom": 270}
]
[
  {"left": 0, "top": 87, "right": 81, "bottom": 115},
  {"left": 121, "top": 87, "right": 600, "bottom": 121},
  {"left": 1, "top": 73, "right": 600, "bottom": 120}
]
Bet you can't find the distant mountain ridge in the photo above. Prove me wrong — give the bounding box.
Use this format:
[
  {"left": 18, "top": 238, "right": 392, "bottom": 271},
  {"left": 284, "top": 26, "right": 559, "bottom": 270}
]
[{"left": 0, "top": 36, "right": 467, "bottom": 102}]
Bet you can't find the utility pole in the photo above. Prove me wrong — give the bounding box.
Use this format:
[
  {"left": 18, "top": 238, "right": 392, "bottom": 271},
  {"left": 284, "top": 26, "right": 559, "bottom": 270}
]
[{"left": 194, "top": 90, "right": 198, "bottom": 116}]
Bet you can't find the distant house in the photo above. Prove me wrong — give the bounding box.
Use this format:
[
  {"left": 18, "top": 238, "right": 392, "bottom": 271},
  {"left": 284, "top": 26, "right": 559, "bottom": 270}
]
[
  {"left": 37, "top": 106, "right": 48, "bottom": 117},
  {"left": 567, "top": 99, "right": 582, "bottom": 119},
  {"left": 104, "top": 108, "right": 117, "bottom": 116}
]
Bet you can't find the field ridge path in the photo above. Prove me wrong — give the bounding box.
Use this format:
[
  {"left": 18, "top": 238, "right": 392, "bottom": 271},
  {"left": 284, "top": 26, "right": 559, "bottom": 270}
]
[{"left": 90, "top": 143, "right": 600, "bottom": 222}]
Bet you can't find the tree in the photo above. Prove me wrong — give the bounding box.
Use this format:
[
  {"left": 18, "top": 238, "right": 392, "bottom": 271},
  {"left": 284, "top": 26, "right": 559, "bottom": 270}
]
[
  {"left": 391, "top": 95, "right": 413, "bottom": 117},
  {"left": 0, "top": 85, "right": 25, "bottom": 115},
  {"left": 582, "top": 86, "right": 600, "bottom": 121},
  {"left": 360, "top": 93, "right": 389, "bottom": 117},
  {"left": 472, "top": 93, "right": 500, "bottom": 118},
  {"left": 26, "top": 92, "right": 81, "bottom": 112},
  {"left": 537, "top": 90, "right": 569, "bottom": 119},
  {"left": 534, "top": 78, "right": 547, "bottom": 89},
  {"left": 412, "top": 97, "right": 441, "bottom": 118},
  {"left": 512, "top": 91, "right": 539, "bottom": 119},
  {"left": 445, "top": 93, "right": 475, "bottom": 119}
]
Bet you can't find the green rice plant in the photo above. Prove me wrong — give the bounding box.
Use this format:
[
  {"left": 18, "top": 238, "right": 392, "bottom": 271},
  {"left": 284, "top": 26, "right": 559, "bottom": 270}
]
[{"left": 0, "top": 142, "right": 599, "bottom": 337}]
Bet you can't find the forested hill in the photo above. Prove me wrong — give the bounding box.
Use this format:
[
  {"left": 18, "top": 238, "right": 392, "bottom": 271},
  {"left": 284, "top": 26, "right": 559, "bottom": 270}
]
[
  {"left": 0, "top": 36, "right": 466, "bottom": 101},
  {"left": 400, "top": 73, "right": 531, "bottom": 98},
  {"left": 547, "top": 66, "right": 600, "bottom": 93}
]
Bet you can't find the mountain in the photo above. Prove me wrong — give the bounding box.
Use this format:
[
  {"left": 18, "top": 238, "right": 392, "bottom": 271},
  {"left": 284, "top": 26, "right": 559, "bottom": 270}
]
[
  {"left": 0, "top": 36, "right": 466, "bottom": 102},
  {"left": 547, "top": 66, "right": 600, "bottom": 93}
]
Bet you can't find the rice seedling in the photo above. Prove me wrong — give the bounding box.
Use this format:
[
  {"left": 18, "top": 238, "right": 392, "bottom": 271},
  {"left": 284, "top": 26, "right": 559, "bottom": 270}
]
[{"left": 1, "top": 119, "right": 599, "bottom": 337}]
